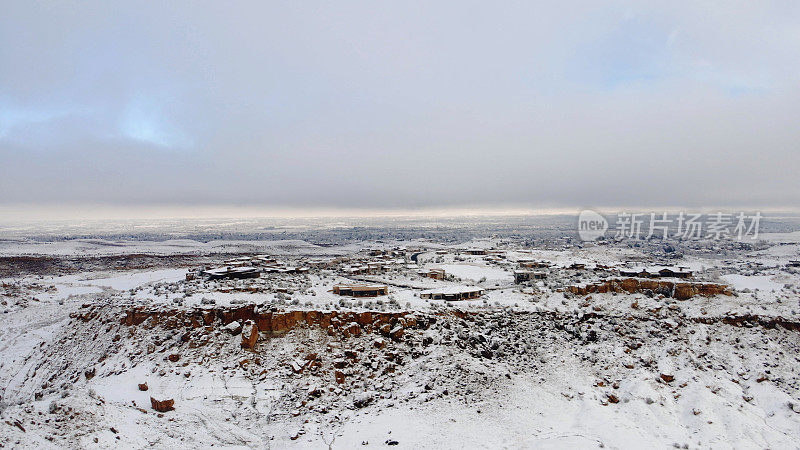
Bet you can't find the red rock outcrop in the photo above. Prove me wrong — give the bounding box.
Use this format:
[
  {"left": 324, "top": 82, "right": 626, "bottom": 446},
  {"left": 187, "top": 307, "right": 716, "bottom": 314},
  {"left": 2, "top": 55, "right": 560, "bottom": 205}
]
[
  {"left": 568, "top": 278, "right": 731, "bottom": 300},
  {"left": 109, "top": 305, "right": 430, "bottom": 343}
]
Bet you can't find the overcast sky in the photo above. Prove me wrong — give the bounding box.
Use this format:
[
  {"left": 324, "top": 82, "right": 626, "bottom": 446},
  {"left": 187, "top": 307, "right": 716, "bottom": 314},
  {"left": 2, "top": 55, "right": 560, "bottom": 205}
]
[{"left": 1, "top": 1, "right": 799, "bottom": 215}]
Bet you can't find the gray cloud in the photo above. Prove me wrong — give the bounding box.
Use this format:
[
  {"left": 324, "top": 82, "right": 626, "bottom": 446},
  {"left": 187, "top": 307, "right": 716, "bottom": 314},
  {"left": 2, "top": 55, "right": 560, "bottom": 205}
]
[{"left": 1, "top": 1, "right": 799, "bottom": 211}]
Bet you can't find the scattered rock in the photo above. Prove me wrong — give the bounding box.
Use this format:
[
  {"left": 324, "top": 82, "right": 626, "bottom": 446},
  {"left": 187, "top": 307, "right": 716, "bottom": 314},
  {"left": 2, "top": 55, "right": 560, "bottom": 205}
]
[
  {"left": 353, "top": 391, "right": 374, "bottom": 408},
  {"left": 150, "top": 397, "right": 175, "bottom": 412},
  {"left": 224, "top": 321, "right": 243, "bottom": 335}
]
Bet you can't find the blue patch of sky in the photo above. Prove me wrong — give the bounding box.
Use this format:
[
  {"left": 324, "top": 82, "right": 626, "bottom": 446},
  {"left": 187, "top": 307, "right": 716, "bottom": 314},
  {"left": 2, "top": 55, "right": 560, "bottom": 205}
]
[
  {"left": 118, "top": 93, "right": 193, "bottom": 150},
  {"left": 0, "top": 104, "right": 78, "bottom": 139},
  {"left": 1, "top": 94, "right": 193, "bottom": 151},
  {"left": 570, "top": 15, "right": 673, "bottom": 89}
]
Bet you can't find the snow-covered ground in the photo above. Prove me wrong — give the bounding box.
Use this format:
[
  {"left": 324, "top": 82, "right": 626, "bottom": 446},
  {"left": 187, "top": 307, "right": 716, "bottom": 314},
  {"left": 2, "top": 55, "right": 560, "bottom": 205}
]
[{"left": 1, "top": 231, "right": 799, "bottom": 449}]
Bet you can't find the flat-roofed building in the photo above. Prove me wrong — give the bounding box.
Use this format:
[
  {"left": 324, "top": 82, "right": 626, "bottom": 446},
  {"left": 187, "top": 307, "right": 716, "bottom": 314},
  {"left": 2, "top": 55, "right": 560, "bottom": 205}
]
[
  {"left": 463, "top": 248, "right": 487, "bottom": 255},
  {"left": 420, "top": 268, "right": 446, "bottom": 280},
  {"left": 420, "top": 287, "right": 484, "bottom": 301},
  {"left": 332, "top": 284, "right": 388, "bottom": 297},
  {"left": 201, "top": 266, "right": 260, "bottom": 280},
  {"left": 514, "top": 270, "right": 547, "bottom": 283}
]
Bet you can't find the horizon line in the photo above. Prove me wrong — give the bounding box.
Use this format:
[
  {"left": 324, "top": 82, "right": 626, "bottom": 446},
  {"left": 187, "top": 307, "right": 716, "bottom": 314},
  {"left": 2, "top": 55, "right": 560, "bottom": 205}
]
[{"left": 1, "top": 203, "right": 798, "bottom": 222}]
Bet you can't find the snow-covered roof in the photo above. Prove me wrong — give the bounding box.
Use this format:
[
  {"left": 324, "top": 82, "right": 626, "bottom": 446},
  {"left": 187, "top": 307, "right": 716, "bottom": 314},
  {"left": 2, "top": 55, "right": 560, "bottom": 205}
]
[{"left": 420, "top": 286, "right": 484, "bottom": 295}]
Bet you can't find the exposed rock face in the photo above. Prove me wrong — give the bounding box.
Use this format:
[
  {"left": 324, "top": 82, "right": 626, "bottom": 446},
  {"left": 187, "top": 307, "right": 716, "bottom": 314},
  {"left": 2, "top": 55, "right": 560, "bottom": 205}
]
[
  {"left": 138, "top": 383, "right": 148, "bottom": 391},
  {"left": 240, "top": 320, "right": 258, "bottom": 350},
  {"left": 112, "top": 305, "right": 428, "bottom": 339},
  {"left": 693, "top": 314, "right": 800, "bottom": 331},
  {"left": 568, "top": 278, "right": 732, "bottom": 300}
]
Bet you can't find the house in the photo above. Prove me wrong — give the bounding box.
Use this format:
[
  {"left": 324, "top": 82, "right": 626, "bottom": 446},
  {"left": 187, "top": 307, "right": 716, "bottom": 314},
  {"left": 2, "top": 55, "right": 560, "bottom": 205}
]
[
  {"left": 252, "top": 256, "right": 277, "bottom": 265},
  {"left": 367, "top": 263, "right": 386, "bottom": 274},
  {"left": 305, "top": 258, "right": 336, "bottom": 268},
  {"left": 261, "top": 266, "right": 309, "bottom": 274},
  {"left": 486, "top": 250, "right": 506, "bottom": 258},
  {"left": 514, "top": 270, "right": 531, "bottom": 283},
  {"left": 420, "top": 268, "right": 446, "bottom": 280},
  {"left": 619, "top": 269, "right": 649, "bottom": 278},
  {"left": 222, "top": 257, "right": 251, "bottom": 268},
  {"left": 420, "top": 287, "right": 484, "bottom": 301},
  {"left": 331, "top": 284, "right": 388, "bottom": 297},
  {"left": 463, "top": 248, "right": 487, "bottom": 255},
  {"left": 658, "top": 268, "right": 693, "bottom": 278},
  {"left": 514, "top": 270, "right": 546, "bottom": 283},
  {"left": 619, "top": 266, "right": 693, "bottom": 279},
  {"left": 342, "top": 265, "right": 369, "bottom": 275},
  {"left": 201, "top": 266, "right": 260, "bottom": 280},
  {"left": 519, "top": 260, "right": 551, "bottom": 269}
]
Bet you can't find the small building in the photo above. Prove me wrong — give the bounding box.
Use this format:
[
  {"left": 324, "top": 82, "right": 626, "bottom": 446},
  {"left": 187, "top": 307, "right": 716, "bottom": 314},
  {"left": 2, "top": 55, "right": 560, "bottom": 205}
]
[
  {"left": 514, "top": 270, "right": 531, "bottom": 283},
  {"left": 367, "top": 263, "right": 386, "bottom": 274},
  {"left": 514, "top": 270, "right": 547, "bottom": 283},
  {"left": 332, "top": 284, "right": 388, "bottom": 297},
  {"left": 201, "top": 266, "right": 261, "bottom": 280},
  {"left": 788, "top": 260, "right": 800, "bottom": 267},
  {"left": 619, "top": 269, "right": 649, "bottom": 278},
  {"left": 252, "top": 256, "right": 277, "bottom": 265},
  {"left": 420, "top": 287, "right": 484, "bottom": 301},
  {"left": 519, "top": 260, "right": 551, "bottom": 269},
  {"left": 619, "top": 266, "right": 693, "bottom": 279},
  {"left": 658, "top": 268, "right": 693, "bottom": 278},
  {"left": 463, "top": 248, "right": 487, "bottom": 255},
  {"left": 420, "top": 268, "right": 446, "bottom": 280},
  {"left": 306, "top": 258, "right": 336, "bottom": 268},
  {"left": 262, "top": 266, "right": 309, "bottom": 274},
  {"left": 342, "top": 265, "right": 369, "bottom": 275}
]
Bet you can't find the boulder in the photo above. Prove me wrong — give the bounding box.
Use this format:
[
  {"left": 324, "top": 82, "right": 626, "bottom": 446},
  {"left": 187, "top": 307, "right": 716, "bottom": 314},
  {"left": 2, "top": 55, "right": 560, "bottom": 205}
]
[
  {"left": 150, "top": 397, "right": 175, "bottom": 412},
  {"left": 390, "top": 325, "right": 404, "bottom": 341},
  {"left": 224, "top": 321, "right": 242, "bottom": 335},
  {"left": 240, "top": 320, "right": 258, "bottom": 350}
]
